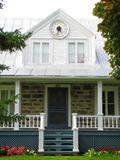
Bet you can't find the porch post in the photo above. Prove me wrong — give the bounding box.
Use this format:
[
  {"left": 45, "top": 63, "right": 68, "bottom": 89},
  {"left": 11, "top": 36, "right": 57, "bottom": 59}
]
[
  {"left": 14, "top": 80, "right": 20, "bottom": 131},
  {"left": 97, "top": 81, "right": 103, "bottom": 130},
  {"left": 72, "top": 113, "right": 79, "bottom": 152},
  {"left": 38, "top": 113, "right": 45, "bottom": 152}
]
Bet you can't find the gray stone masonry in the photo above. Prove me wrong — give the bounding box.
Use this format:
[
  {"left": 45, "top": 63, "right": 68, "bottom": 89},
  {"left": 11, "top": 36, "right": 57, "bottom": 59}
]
[{"left": 21, "top": 83, "right": 45, "bottom": 114}]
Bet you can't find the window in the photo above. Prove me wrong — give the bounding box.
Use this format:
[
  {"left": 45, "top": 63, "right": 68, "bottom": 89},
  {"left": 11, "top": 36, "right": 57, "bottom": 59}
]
[
  {"left": 68, "top": 42, "right": 84, "bottom": 63},
  {"left": 33, "top": 42, "right": 49, "bottom": 64},
  {"left": 0, "top": 89, "right": 15, "bottom": 115},
  {"left": 42, "top": 43, "right": 49, "bottom": 63},
  {"left": 33, "top": 42, "right": 40, "bottom": 64},
  {"left": 102, "top": 89, "right": 117, "bottom": 115}
]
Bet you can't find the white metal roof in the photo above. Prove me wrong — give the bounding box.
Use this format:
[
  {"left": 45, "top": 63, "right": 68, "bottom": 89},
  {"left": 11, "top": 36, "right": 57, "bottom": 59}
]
[{"left": 0, "top": 18, "right": 111, "bottom": 78}]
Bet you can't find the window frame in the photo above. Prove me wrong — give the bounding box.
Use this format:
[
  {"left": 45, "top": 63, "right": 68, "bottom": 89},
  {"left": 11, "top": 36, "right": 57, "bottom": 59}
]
[
  {"left": 67, "top": 39, "right": 88, "bottom": 64},
  {"left": 102, "top": 86, "right": 119, "bottom": 115},
  {"left": 0, "top": 85, "right": 15, "bottom": 115},
  {"left": 32, "top": 39, "right": 51, "bottom": 64}
]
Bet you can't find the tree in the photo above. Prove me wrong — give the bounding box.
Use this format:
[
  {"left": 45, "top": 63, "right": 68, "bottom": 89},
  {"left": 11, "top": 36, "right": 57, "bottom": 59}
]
[
  {"left": 0, "top": 0, "right": 31, "bottom": 122},
  {"left": 0, "top": 0, "right": 4, "bottom": 9},
  {"left": 93, "top": 0, "right": 120, "bottom": 79}
]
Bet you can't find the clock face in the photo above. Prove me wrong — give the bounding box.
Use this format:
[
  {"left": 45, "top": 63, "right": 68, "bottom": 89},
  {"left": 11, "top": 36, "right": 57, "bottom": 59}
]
[{"left": 49, "top": 20, "right": 69, "bottom": 39}]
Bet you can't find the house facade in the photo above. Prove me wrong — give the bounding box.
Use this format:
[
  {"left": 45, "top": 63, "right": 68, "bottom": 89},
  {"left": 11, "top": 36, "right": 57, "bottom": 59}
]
[{"left": 0, "top": 9, "right": 120, "bottom": 154}]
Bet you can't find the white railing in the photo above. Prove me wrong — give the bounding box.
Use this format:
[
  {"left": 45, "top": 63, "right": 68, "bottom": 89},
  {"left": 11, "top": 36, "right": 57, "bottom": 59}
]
[
  {"left": 0, "top": 113, "right": 46, "bottom": 130},
  {"left": 103, "top": 116, "right": 120, "bottom": 128},
  {"left": 76, "top": 115, "right": 98, "bottom": 128},
  {"left": 0, "top": 121, "right": 14, "bottom": 128},
  {"left": 73, "top": 114, "right": 120, "bottom": 130},
  {"left": 19, "top": 115, "right": 41, "bottom": 128}
]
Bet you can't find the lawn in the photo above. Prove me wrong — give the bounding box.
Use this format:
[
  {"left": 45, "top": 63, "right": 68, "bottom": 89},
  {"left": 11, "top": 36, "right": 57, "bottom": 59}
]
[{"left": 1, "top": 155, "right": 120, "bottom": 160}]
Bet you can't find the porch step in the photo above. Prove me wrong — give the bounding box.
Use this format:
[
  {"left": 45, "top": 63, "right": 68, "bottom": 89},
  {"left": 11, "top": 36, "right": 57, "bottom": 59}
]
[
  {"left": 41, "top": 151, "right": 78, "bottom": 156},
  {"left": 44, "top": 129, "right": 73, "bottom": 152}
]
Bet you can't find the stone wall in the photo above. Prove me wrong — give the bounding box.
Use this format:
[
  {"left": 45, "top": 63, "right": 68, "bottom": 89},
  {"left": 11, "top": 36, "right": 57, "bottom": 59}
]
[
  {"left": 71, "top": 84, "right": 95, "bottom": 115},
  {"left": 21, "top": 83, "right": 95, "bottom": 115},
  {"left": 21, "top": 83, "right": 45, "bottom": 114}
]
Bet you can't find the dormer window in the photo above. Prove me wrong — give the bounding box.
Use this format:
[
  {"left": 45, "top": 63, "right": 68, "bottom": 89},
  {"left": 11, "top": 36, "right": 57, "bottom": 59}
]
[
  {"left": 33, "top": 42, "right": 49, "bottom": 64},
  {"left": 68, "top": 42, "right": 85, "bottom": 64}
]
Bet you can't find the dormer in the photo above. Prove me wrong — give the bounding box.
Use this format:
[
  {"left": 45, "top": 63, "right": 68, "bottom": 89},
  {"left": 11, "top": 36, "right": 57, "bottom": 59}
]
[{"left": 23, "top": 9, "right": 95, "bottom": 67}]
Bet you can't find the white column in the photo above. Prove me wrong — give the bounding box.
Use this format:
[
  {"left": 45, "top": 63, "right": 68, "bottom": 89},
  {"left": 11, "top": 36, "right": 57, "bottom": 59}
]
[
  {"left": 97, "top": 81, "right": 103, "bottom": 130},
  {"left": 72, "top": 113, "right": 79, "bottom": 152},
  {"left": 14, "top": 80, "right": 20, "bottom": 131},
  {"left": 38, "top": 113, "right": 45, "bottom": 152}
]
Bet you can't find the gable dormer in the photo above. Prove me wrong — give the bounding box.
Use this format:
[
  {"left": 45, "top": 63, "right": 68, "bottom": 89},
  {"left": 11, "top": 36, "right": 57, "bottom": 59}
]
[{"left": 23, "top": 9, "right": 95, "bottom": 67}]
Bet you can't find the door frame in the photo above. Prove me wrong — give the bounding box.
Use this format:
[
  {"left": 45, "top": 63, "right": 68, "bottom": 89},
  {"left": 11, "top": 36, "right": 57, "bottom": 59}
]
[{"left": 45, "top": 84, "right": 71, "bottom": 127}]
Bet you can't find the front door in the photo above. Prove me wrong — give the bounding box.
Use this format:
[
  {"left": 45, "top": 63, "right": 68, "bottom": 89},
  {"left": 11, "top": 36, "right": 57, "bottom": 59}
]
[{"left": 48, "top": 87, "right": 68, "bottom": 128}]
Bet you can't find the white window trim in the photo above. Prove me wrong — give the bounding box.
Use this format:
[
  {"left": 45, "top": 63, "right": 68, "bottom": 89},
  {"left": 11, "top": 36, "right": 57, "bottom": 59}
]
[
  {"left": 66, "top": 39, "right": 88, "bottom": 64},
  {"left": 31, "top": 39, "right": 52, "bottom": 65}
]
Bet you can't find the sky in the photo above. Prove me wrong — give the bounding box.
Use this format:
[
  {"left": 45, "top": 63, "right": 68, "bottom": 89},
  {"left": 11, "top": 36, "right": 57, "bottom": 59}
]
[{"left": 0, "top": 0, "right": 100, "bottom": 19}]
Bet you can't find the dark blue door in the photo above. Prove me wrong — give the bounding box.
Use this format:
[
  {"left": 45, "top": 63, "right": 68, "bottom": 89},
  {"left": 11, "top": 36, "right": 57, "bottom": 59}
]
[{"left": 48, "top": 87, "right": 68, "bottom": 128}]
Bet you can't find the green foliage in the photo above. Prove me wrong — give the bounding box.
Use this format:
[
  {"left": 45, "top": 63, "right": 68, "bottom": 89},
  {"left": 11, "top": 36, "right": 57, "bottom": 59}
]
[
  {"left": 93, "top": 0, "right": 120, "bottom": 79},
  {"left": 0, "top": 0, "right": 4, "bottom": 9},
  {"left": 0, "top": 28, "right": 32, "bottom": 52},
  {"left": 84, "top": 148, "right": 99, "bottom": 158},
  {"left": 0, "top": 64, "right": 9, "bottom": 71},
  {"left": 0, "top": 95, "right": 24, "bottom": 123}
]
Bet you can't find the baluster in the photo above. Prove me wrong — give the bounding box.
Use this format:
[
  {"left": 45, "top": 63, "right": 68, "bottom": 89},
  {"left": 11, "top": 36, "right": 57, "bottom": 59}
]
[
  {"left": 28, "top": 117, "right": 30, "bottom": 127},
  {"left": 112, "top": 117, "right": 114, "bottom": 128},
  {"left": 115, "top": 117, "right": 119, "bottom": 128},
  {"left": 86, "top": 117, "right": 88, "bottom": 128},
  {"left": 90, "top": 117, "right": 92, "bottom": 128}
]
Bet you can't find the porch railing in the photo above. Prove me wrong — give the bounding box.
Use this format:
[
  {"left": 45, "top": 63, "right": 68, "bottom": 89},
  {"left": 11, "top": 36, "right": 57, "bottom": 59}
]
[
  {"left": 72, "top": 114, "right": 120, "bottom": 130},
  {"left": 103, "top": 116, "right": 120, "bottom": 128},
  {"left": 0, "top": 113, "right": 45, "bottom": 130},
  {"left": 77, "top": 115, "right": 98, "bottom": 129}
]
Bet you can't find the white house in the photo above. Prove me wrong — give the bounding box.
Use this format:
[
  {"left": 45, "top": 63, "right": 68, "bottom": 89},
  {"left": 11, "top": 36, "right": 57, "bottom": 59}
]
[{"left": 0, "top": 9, "right": 120, "bottom": 154}]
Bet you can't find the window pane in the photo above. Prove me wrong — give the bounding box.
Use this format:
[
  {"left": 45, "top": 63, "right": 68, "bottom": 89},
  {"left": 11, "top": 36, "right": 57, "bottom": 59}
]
[
  {"left": 77, "top": 43, "right": 84, "bottom": 63},
  {"left": 33, "top": 42, "right": 40, "bottom": 63},
  {"left": 1, "top": 90, "right": 8, "bottom": 100},
  {"left": 108, "top": 104, "right": 115, "bottom": 115},
  {"left": 107, "top": 91, "right": 114, "bottom": 103},
  {"left": 1, "top": 90, "right": 8, "bottom": 115},
  {"left": 102, "top": 103, "right": 105, "bottom": 115},
  {"left": 68, "top": 43, "right": 75, "bottom": 63},
  {"left": 42, "top": 43, "right": 49, "bottom": 63},
  {"left": 102, "top": 91, "right": 105, "bottom": 103}
]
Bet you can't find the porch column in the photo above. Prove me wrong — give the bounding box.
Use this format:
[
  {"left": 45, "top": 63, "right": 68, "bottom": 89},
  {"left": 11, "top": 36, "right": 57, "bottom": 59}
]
[
  {"left": 72, "top": 113, "right": 79, "bottom": 152},
  {"left": 38, "top": 113, "right": 45, "bottom": 152},
  {"left": 97, "top": 81, "right": 103, "bottom": 130},
  {"left": 14, "top": 80, "right": 20, "bottom": 131}
]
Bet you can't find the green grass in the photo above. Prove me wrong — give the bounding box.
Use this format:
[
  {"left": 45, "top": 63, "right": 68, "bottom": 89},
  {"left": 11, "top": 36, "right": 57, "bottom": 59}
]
[{"left": 1, "top": 155, "right": 120, "bottom": 160}]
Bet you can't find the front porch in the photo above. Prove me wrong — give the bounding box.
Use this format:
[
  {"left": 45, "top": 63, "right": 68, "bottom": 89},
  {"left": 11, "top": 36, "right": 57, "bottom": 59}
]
[
  {"left": 0, "top": 79, "right": 120, "bottom": 153},
  {"left": 1, "top": 113, "right": 120, "bottom": 153}
]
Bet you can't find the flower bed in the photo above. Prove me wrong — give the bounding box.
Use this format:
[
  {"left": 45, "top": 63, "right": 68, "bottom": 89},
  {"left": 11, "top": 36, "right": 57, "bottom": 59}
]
[
  {"left": 85, "top": 148, "right": 120, "bottom": 158},
  {"left": 0, "top": 146, "right": 26, "bottom": 156}
]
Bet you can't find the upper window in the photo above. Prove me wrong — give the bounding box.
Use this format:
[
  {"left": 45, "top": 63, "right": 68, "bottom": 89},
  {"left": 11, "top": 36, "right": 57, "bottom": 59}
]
[
  {"left": 33, "top": 42, "right": 49, "bottom": 64},
  {"left": 0, "top": 89, "right": 15, "bottom": 115},
  {"left": 68, "top": 42, "right": 84, "bottom": 64}
]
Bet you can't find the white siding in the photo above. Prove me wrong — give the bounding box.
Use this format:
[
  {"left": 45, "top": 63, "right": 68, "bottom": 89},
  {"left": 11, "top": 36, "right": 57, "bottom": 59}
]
[{"left": 52, "top": 40, "right": 66, "bottom": 64}]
